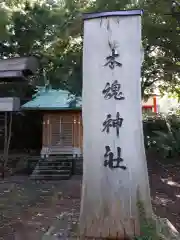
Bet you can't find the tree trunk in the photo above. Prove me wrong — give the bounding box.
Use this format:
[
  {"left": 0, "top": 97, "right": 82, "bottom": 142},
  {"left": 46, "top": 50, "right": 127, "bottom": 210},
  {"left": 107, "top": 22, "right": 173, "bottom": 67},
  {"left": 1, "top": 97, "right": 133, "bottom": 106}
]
[
  {"left": 80, "top": 10, "right": 152, "bottom": 239},
  {"left": 2, "top": 111, "right": 12, "bottom": 178}
]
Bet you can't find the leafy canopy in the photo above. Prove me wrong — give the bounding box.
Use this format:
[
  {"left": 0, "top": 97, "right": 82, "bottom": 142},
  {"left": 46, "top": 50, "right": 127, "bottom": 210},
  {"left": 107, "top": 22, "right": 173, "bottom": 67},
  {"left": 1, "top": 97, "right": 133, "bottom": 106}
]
[{"left": 0, "top": 0, "right": 179, "bottom": 97}]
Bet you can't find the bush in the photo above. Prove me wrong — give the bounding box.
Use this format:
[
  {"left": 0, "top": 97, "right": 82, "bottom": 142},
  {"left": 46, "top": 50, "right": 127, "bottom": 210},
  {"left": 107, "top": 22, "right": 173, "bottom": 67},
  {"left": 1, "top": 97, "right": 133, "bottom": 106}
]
[
  {"left": 143, "top": 113, "right": 180, "bottom": 158},
  {"left": 143, "top": 113, "right": 168, "bottom": 150}
]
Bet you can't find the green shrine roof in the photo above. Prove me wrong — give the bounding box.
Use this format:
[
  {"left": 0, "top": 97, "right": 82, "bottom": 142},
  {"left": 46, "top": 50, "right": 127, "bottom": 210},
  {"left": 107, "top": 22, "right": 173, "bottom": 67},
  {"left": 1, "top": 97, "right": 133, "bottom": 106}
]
[{"left": 21, "top": 87, "right": 82, "bottom": 111}]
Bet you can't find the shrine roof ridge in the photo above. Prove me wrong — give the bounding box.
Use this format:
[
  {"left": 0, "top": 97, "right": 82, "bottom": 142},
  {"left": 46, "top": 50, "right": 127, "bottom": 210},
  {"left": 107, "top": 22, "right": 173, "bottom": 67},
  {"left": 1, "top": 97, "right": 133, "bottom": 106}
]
[{"left": 83, "top": 10, "right": 143, "bottom": 20}]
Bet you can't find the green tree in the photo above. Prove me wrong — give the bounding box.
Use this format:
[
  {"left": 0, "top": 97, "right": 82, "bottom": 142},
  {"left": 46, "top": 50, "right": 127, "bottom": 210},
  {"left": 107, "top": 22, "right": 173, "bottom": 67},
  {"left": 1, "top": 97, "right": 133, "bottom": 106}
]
[
  {"left": 88, "top": 0, "right": 180, "bottom": 97},
  {"left": 0, "top": 0, "right": 179, "bottom": 97},
  {"left": 0, "top": 0, "right": 84, "bottom": 95},
  {"left": 141, "top": 0, "right": 180, "bottom": 97}
]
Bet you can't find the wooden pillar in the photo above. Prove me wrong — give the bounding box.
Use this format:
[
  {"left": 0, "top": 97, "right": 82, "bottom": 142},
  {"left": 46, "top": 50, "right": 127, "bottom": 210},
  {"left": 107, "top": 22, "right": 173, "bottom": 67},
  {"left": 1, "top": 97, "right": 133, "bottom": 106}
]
[
  {"left": 80, "top": 10, "right": 152, "bottom": 239},
  {"left": 73, "top": 114, "right": 77, "bottom": 148},
  {"left": 78, "top": 113, "right": 81, "bottom": 149},
  {"left": 153, "top": 95, "right": 157, "bottom": 113},
  {"left": 47, "top": 114, "right": 51, "bottom": 147},
  {"left": 72, "top": 114, "right": 75, "bottom": 148},
  {"left": 42, "top": 115, "right": 46, "bottom": 146},
  {"left": 43, "top": 114, "right": 49, "bottom": 147}
]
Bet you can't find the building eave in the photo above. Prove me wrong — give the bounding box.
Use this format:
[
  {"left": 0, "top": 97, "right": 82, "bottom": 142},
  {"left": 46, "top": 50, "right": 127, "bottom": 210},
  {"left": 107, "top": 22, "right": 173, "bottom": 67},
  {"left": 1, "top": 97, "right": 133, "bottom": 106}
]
[{"left": 21, "top": 106, "right": 82, "bottom": 111}]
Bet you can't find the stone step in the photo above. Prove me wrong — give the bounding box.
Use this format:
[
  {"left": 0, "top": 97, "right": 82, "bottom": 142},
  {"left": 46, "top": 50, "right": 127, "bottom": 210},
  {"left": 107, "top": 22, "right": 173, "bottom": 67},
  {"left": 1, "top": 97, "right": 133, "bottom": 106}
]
[
  {"left": 39, "top": 161, "right": 72, "bottom": 166},
  {"left": 30, "top": 156, "right": 75, "bottom": 180},
  {"left": 31, "top": 174, "right": 71, "bottom": 180},
  {"left": 45, "top": 157, "right": 73, "bottom": 161},
  {"left": 38, "top": 169, "right": 71, "bottom": 175},
  {"left": 38, "top": 166, "right": 72, "bottom": 171},
  {"left": 39, "top": 164, "right": 72, "bottom": 168}
]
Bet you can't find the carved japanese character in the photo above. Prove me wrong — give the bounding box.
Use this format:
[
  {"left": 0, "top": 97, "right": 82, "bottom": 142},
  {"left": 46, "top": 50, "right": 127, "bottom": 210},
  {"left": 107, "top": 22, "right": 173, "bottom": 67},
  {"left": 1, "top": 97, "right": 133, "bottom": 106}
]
[
  {"left": 102, "top": 112, "right": 123, "bottom": 137},
  {"left": 102, "top": 80, "right": 125, "bottom": 100},
  {"left": 104, "top": 41, "right": 122, "bottom": 69},
  {"left": 104, "top": 146, "right": 127, "bottom": 170}
]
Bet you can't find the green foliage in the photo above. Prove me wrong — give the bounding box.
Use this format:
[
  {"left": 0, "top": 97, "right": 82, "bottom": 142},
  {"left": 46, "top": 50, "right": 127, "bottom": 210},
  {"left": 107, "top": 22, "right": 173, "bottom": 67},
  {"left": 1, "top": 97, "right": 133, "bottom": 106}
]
[
  {"left": 0, "top": 0, "right": 179, "bottom": 97},
  {"left": 0, "top": 0, "right": 84, "bottom": 95},
  {"left": 135, "top": 197, "right": 180, "bottom": 239},
  {"left": 153, "top": 115, "right": 180, "bottom": 158},
  {"left": 141, "top": 0, "right": 180, "bottom": 96},
  {"left": 136, "top": 202, "right": 158, "bottom": 239},
  {"left": 143, "top": 114, "right": 168, "bottom": 149},
  {"left": 90, "top": 0, "right": 180, "bottom": 97},
  {"left": 135, "top": 188, "right": 161, "bottom": 239},
  {"left": 0, "top": 7, "right": 9, "bottom": 41},
  {"left": 144, "top": 113, "right": 180, "bottom": 158}
]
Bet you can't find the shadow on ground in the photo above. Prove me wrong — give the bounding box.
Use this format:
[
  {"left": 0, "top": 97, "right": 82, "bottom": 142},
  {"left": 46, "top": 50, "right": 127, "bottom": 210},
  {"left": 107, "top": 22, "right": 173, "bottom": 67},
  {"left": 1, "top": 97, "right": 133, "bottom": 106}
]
[
  {"left": 0, "top": 176, "right": 81, "bottom": 240},
  {"left": 148, "top": 159, "right": 180, "bottom": 231},
  {"left": 0, "top": 160, "right": 180, "bottom": 239}
]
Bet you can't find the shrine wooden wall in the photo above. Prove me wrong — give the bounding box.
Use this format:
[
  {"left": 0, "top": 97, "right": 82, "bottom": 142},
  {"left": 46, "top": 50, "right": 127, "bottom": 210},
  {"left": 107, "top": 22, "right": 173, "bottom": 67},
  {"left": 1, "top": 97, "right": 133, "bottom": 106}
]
[{"left": 42, "top": 110, "right": 82, "bottom": 154}]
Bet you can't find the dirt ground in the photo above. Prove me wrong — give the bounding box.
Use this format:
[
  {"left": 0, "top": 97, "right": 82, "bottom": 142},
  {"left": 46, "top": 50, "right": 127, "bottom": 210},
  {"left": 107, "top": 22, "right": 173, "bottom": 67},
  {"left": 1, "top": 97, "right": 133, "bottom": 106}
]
[
  {"left": 148, "top": 159, "right": 180, "bottom": 232},
  {"left": 0, "top": 176, "right": 81, "bottom": 240},
  {"left": 0, "top": 159, "right": 180, "bottom": 239}
]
